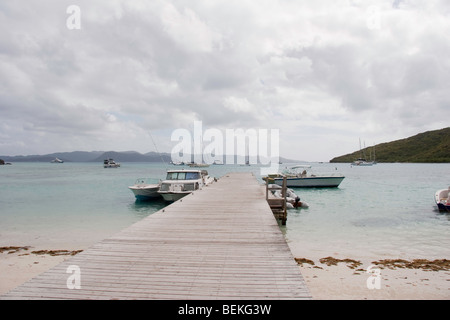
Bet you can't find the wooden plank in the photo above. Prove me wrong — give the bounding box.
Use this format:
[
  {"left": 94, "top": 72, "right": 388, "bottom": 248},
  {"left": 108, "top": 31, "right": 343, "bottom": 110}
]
[{"left": 1, "top": 172, "right": 310, "bottom": 300}]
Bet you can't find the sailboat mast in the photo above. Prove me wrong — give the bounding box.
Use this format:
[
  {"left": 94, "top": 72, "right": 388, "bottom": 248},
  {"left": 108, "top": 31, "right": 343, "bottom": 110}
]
[{"left": 359, "top": 138, "right": 362, "bottom": 159}]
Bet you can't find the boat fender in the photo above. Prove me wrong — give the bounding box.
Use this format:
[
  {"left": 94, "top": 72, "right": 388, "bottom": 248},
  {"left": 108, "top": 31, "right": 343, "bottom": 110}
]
[
  {"left": 286, "top": 197, "right": 296, "bottom": 203},
  {"left": 293, "top": 196, "right": 301, "bottom": 209}
]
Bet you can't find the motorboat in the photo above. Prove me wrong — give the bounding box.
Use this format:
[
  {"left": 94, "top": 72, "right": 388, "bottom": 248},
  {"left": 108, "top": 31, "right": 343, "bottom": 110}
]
[
  {"left": 263, "top": 165, "right": 345, "bottom": 188},
  {"left": 268, "top": 184, "right": 309, "bottom": 209},
  {"left": 129, "top": 178, "right": 161, "bottom": 201},
  {"left": 51, "top": 158, "right": 64, "bottom": 163},
  {"left": 104, "top": 158, "right": 120, "bottom": 168},
  {"left": 435, "top": 187, "right": 450, "bottom": 212},
  {"left": 170, "top": 161, "right": 185, "bottom": 166},
  {"left": 187, "top": 162, "right": 210, "bottom": 168},
  {"left": 240, "top": 160, "right": 250, "bottom": 166},
  {"left": 158, "top": 169, "right": 214, "bottom": 202}
]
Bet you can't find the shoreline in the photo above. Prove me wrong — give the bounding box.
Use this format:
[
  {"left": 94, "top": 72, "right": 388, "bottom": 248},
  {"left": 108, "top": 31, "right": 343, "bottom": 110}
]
[{"left": 1, "top": 245, "right": 448, "bottom": 299}]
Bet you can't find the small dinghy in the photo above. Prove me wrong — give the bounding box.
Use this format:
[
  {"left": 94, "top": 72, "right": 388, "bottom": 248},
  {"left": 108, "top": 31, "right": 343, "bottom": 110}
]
[
  {"left": 268, "top": 184, "right": 309, "bottom": 209},
  {"left": 129, "top": 178, "right": 161, "bottom": 201},
  {"left": 435, "top": 187, "right": 450, "bottom": 212}
]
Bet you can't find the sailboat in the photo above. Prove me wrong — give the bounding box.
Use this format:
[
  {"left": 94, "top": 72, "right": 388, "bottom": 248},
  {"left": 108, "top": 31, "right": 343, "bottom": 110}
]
[{"left": 352, "top": 139, "right": 375, "bottom": 166}]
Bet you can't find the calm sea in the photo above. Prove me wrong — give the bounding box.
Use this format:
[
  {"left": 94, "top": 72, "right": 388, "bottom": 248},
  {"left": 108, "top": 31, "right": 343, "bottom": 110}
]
[{"left": 0, "top": 162, "right": 449, "bottom": 260}]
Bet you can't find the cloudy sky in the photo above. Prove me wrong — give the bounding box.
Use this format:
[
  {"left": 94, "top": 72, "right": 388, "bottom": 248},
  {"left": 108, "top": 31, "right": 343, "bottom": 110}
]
[{"left": 1, "top": 0, "right": 449, "bottom": 161}]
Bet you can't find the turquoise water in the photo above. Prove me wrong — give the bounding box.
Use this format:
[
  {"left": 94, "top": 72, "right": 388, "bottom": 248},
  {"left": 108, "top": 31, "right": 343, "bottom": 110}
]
[
  {"left": 282, "top": 163, "right": 450, "bottom": 260},
  {"left": 0, "top": 162, "right": 449, "bottom": 260}
]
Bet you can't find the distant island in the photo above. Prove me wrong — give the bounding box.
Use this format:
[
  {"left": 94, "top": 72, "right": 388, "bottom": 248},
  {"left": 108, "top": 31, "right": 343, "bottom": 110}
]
[
  {"left": 0, "top": 151, "right": 172, "bottom": 163},
  {"left": 330, "top": 127, "right": 450, "bottom": 163},
  {"left": 0, "top": 150, "right": 298, "bottom": 164}
]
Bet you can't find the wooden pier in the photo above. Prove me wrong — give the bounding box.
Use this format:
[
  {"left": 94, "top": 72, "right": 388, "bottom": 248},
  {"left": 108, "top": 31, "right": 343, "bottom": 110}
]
[{"left": 1, "top": 172, "right": 310, "bottom": 300}]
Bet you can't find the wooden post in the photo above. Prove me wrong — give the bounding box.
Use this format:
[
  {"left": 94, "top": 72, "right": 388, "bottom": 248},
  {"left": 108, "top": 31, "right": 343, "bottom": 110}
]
[
  {"left": 281, "top": 176, "right": 287, "bottom": 225},
  {"left": 265, "top": 175, "right": 288, "bottom": 225},
  {"left": 265, "top": 176, "right": 269, "bottom": 201}
]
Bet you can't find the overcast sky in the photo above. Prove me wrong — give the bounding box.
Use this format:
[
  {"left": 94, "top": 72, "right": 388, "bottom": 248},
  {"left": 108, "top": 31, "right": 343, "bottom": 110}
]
[{"left": 1, "top": 0, "right": 449, "bottom": 161}]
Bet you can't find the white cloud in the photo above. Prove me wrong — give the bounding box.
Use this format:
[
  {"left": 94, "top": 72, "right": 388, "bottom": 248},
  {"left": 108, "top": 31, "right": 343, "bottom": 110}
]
[{"left": 161, "top": 3, "right": 225, "bottom": 53}]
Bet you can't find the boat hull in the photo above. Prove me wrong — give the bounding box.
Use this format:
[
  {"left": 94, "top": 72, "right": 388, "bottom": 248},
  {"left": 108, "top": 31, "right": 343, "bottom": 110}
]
[
  {"left": 104, "top": 164, "right": 120, "bottom": 168},
  {"left": 274, "top": 176, "right": 345, "bottom": 188},
  {"left": 435, "top": 189, "right": 450, "bottom": 212},
  {"left": 158, "top": 192, "right": 189, "bottom": 202},
  {"left": 437, "top": 203, "right": 450, "bottom": 211},
  {"left": 129, "top": 185, "right": 161, "bottom": 200},
  {"left": 352, "top": 162, "right": 374, "bottom": 166}
]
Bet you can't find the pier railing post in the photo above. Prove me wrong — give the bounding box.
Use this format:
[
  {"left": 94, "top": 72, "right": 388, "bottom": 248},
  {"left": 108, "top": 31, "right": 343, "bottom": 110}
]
[
  {"left": 265, "top": 176, "right": 269, "bottom": 201},
  {"left": 265, "top": 174, "right": 288, "bottom": 225},
  {"left": 281, "top": 176, "right": 287, "bottom": 225}
]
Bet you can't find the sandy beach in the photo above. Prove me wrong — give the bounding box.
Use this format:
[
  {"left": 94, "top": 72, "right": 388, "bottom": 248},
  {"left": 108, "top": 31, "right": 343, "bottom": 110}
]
[
  {"left": 1, "top": 245, "right": 448, "bottom": 299},
  {"left": 0, "top": 245, "right": 86, "bottom": 297},
  {"left": 296, "top": 255, "right": 450, "bottom": 300}
]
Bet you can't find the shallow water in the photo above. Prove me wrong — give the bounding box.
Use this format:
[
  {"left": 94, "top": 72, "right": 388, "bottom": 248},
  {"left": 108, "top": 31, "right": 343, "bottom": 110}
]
[
  {"left": 281, "top": 163, "right": 450, "bottom": 260},
  {"left": 0, "top": 162, "right": 449, "bottom": 260}
]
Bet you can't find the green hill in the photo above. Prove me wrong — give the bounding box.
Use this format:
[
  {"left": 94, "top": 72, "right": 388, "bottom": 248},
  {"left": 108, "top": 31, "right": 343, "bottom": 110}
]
[{"left": 330, "top": 127, "right": 450, "bottom": 163}]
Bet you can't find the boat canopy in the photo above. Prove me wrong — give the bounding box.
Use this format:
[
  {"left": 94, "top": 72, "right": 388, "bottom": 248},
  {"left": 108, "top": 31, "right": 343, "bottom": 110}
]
[
  {"left": 166, "top": 171, "right": 201, "bottom": 180},
  {"left": 290, "top": 165, "right": 312, "bottom": 169}
]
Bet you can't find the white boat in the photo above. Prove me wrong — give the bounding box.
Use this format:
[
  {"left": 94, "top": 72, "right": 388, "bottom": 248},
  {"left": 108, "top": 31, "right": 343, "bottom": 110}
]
[
  {"left": 268, "top": 184, "right": 309, "bottom": 209},
  {"left": 104, "top": 158, "right": 120, "bottom": 168},
  {"left": 170, "top": 161, "right": 185, "bottom": 166},
  {"left": 240, "top": 160, "right": 250, "bottom": 166},
  {"left": 352, "top": 139, "right": 376, "bottom": 166},
  {"left": 187, "top": 162, "right": 210, "bottom": 168},
  {"left": 158, "top": 169, "right": 214, "bottom": 202},
  {"left": 51, "top": 158, "right": 64, "bottom": 163},
  {"left": 351, "top": 158, "right": 375, "bottom": 166},
  {"left": 264, "top": 165, "right": 345, "bottom": 188},
  {"left": 435, "top": 187, "right": 450, "bottom": 212},
  {"left": 128, "top": 178, "right": 161, "bottom": 201}
]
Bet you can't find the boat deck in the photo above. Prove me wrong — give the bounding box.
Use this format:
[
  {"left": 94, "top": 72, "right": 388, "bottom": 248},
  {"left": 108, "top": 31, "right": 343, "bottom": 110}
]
[{"left": 1, "top": 172, "right": 310, "bottom": 300}]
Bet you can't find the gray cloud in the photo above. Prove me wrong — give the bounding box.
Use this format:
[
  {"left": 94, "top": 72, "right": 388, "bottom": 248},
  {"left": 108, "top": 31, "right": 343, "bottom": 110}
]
[{"left": 0, "top": 0, "right": 449, "bottom": 160}]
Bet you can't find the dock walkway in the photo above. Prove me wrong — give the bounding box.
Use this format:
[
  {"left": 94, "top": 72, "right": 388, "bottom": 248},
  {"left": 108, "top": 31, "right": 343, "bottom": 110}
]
[{"left": 2, "top": 172, "right": 310, "bottom": 300}]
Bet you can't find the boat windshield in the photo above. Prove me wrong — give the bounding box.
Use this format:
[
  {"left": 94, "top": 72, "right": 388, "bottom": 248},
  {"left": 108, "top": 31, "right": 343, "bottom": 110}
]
[{"left": 166, "top": 172, "right": 200, "bottom": 180}]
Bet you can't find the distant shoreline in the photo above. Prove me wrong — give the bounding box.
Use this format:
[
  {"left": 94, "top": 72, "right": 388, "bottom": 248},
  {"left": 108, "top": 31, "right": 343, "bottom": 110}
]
[
  {"left": 0, "top": 151, "right": 300, "bottom": 164},
  {"left": 330, "top": 161, "right": 450, "bottom": 164}
]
